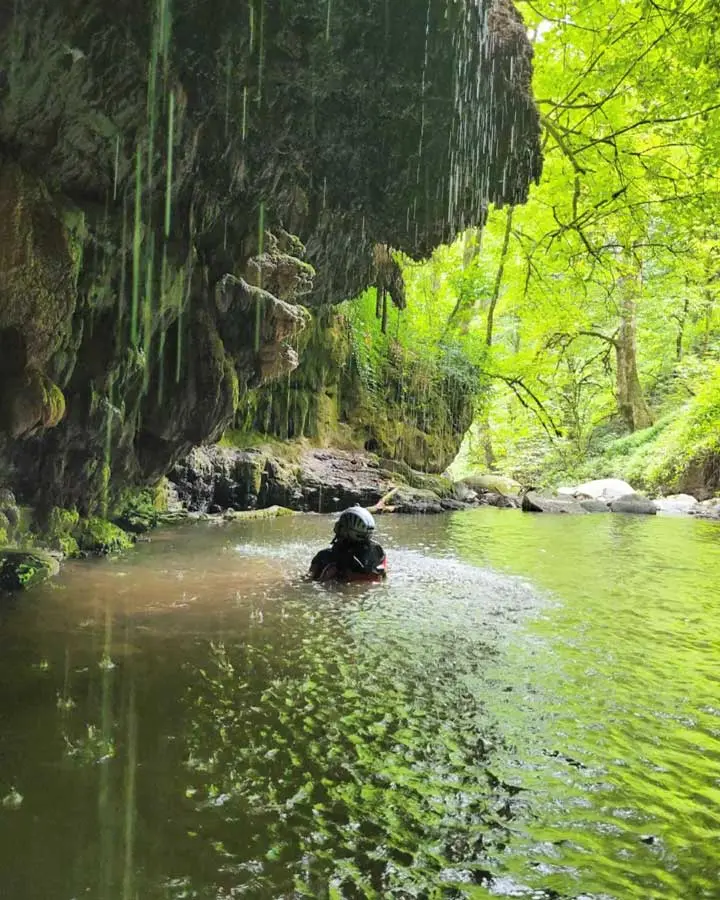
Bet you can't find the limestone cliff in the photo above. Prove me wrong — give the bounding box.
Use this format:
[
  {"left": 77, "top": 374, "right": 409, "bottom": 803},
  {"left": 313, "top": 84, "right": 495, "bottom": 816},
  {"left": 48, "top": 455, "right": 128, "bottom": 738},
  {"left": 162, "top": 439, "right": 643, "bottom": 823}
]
[
  {"left": 240, "top": 306, "right": 477, "bottom": 473},
  {"left": 0, "top": 0, "right": 541, "bottom": 512}
]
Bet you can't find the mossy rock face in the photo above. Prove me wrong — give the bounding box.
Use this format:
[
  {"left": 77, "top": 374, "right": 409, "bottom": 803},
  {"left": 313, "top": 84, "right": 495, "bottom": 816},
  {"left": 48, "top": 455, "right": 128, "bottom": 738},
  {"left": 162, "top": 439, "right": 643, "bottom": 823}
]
[
  {"left": 408, "top": 472, "right": 456, "bottom": 499},
  {"left": 0, "top": 162, "right": 77, "bottom": 371},
  {"left": 0, "top": 549, "right": 60, "bottom": 591},
  {"left": 222, "top": 505, "right": 296, "bottom": 521},
  {"left": 74, "top": 517, "right": 134, "bottom": 555},
  {"left": 43, "top": 507, "right": 81, "bottom": 557},
  {"left": 462, "top": 474, "right": 522, "bottom": 497},
  {"left": 112, "top": 489, "right": 163, "bottom": 534},
  {"left": 0, "top": 489, "right": 19, "bottom": 542}
]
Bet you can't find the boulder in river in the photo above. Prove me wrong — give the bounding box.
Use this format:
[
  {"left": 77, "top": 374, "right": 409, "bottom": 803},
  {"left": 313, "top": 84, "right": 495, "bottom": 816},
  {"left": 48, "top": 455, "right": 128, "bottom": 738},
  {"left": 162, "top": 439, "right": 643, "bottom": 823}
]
[
  {"left": 461, "top": 474, "right": 522, "bottom": 497},
  {"left": 609, "top": 494, "right": 657, "bottom": 516},
  {"left": 578, "top": 499, "right": 611, "bottom": 513},
  {"left": 521, "top": 491, "right": 588, "bottom": 515},
  {"left": 653, "top": 494, "right": 699, "bottom": 516},
  {"left": 0, "top": 549, "right": 60, "bottom": 591},
  {"left": 557, "top": 478, "right": 636, "bottom": 502},
  {"left": 691, "top": 498, "right": 720, "bottom": 520}
]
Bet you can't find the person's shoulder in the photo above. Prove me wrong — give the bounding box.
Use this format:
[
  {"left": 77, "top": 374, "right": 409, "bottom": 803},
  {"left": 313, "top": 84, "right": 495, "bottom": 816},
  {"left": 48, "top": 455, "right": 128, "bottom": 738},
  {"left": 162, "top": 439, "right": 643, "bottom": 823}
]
[{"left": 311, "top": 546, "right": 334, "bottom": 566}]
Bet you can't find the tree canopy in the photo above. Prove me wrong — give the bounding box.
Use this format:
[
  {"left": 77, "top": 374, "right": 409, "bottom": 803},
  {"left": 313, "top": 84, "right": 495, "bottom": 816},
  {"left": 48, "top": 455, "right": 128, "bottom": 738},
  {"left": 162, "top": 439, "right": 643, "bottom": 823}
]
[{"left": 348, "top": 0, "right": 720, "bottom": 492}]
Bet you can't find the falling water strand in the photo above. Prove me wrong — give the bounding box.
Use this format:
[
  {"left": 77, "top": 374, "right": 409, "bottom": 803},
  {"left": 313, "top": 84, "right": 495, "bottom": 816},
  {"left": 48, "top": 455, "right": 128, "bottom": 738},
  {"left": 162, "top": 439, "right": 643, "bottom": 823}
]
[
  {"left": 255, "top": 202, "right": 265, "bottom": 352},
  {"left": 224, "top": 45, "right": 232, "bottom": 138},
  {"left": 113, "top": 135, "right": 120, "bottom": 201},
  {"left": 146, "top": 1, "right": 162, "bottom": 195},
  {"left": 326, "top": 0, "right": 332, "bottom": 40},
  {"left": 117, "top": 204, "right": 128, "bottom": 336},
  {"left": 242, "top": 85, "right": 248, "bottom": 140},
  {"left": 158, "top": 248, "right": 169, "bottom": 404},
  {"left": 131, "top": 145, "right": 142, "bottom": 347},
  {"left": 257, "top": 0, "right": 265, "bottom": 104},
  {"left": 165, "top": 91, "right": 175, "bottom": 238},
  {"left": 158, "top": 0, "right": 171, "bottom": 71},
  {"left": 416, "top": 0, "right": 431, "bottom": 185},
  {"left": 121, "top": 678, "right": 138, "bottom": 900},
  {"left": 102, "top": 375, "right": 115, "bottom": 520},
  {"left": 175, "top": 257, "right": 188, "bottom": 384},
  {"left": 142, "top": 232, "right": 155, "bottom": 393},
  {"left": 98, "top": 604, "right": 115, "bottom": 899}
]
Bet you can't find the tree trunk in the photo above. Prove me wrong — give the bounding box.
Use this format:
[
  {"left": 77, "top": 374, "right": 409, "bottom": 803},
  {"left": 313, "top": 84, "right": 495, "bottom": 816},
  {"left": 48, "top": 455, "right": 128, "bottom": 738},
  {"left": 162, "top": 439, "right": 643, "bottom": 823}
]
[
  {"left": 479, "top": 208, "right": 514, "bottom": 468},
  {"left": 615, "top": 280, "right": 653, "bottom": 432},
  {"left": 486, "top": 207, "right": 514, "bottom": 348},
  {"left": 676, "top": 294, "right": 690, "bottom": 361}
]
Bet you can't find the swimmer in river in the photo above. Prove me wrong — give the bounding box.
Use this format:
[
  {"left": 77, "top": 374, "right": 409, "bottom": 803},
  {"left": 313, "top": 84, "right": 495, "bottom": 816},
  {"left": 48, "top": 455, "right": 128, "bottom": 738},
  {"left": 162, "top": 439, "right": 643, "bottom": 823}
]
[{"left": 309, "top": 506, "right": 388, "bottom": 583}]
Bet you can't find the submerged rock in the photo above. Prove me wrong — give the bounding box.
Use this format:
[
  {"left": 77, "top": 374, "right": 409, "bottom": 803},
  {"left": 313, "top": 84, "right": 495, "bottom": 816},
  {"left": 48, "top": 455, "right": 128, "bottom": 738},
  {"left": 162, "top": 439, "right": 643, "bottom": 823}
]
[{"left": 0, "top": 549, "right": 60, "bottom": 591}]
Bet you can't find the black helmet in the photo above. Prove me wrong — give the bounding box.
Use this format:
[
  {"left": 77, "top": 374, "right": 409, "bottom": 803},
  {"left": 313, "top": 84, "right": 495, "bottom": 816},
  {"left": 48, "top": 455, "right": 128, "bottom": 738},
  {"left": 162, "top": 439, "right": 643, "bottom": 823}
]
[{"left": 333, "top": 506, "right": 376, "bottom": 543}]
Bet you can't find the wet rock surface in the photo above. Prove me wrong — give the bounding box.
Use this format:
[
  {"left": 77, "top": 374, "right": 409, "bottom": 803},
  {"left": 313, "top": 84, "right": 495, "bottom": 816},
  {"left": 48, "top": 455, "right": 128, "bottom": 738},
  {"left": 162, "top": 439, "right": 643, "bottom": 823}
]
[
  {"left": 170, "top": 445, "right": 499, "bottom": 515},
  {"left": 522, "top": 491, "right": 589, "bottom": 515},
  {"left": 609, "top": 494, "right": 657, "bottom": 516},
  {"left": 691, "top": 498, "right": 720, "bottom": 520},
  {"left": 0, "top": 549, "right": 60, "bottom": 591}
]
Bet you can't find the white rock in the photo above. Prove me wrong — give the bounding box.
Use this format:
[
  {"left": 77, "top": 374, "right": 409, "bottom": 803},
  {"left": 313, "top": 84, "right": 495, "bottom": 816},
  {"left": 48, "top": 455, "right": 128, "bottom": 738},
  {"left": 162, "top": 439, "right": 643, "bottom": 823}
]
[
  {"left": 558, "top": 478, "right": 636, "bottom": 501},
  {"left": 654, "top": 494, "right": 698, "bottom": 515}
]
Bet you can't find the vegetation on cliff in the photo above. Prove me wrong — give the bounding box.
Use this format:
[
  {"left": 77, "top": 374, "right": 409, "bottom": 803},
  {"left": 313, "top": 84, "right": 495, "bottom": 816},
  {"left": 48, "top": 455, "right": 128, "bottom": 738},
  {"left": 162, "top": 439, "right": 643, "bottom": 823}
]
[{"left": 387, "top": 0, "right": 720, "bottom": 497}]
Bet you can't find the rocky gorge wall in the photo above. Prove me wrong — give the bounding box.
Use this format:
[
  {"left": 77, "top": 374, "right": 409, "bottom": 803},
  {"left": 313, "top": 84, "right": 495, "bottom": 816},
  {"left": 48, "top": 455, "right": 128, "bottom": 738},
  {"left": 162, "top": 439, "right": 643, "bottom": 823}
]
[
  {"left": 0, "top": 0, "right": 541, "bottom": 522},
  {"left": 236, "top": 305, "right": 478, "bottom": 473}
]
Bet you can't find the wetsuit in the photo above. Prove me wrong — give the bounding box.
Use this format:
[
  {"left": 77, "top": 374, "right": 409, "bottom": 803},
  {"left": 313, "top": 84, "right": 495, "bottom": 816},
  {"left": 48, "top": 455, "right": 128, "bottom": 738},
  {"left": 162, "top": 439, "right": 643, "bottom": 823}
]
[{"left": 309, "top": 539, "right": 387, "bottom": 582}]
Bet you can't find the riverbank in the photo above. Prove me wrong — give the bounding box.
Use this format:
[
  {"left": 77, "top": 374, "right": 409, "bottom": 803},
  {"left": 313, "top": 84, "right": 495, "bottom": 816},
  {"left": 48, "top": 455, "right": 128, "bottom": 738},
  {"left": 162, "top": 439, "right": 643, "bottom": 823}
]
[{"left": 2, "top": 443, "right": 719, "bottom": 594}]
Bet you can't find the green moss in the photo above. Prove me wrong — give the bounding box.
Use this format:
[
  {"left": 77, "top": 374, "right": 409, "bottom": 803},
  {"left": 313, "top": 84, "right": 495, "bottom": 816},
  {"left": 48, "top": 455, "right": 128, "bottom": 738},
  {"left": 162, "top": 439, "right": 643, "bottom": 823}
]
[
  {"left": 0, "top": 527, "right": 7, "bottom": 547},
  {"left": 44, "top": 507, "right": 81, "bottom": 557},
  {"left": 0, "top": 549, "right": 60, "bottom": 591},
  {"left": 61, "top": 204, "right": 87, "bottom": 288},
  {"left": 223, "top": 505, "right": 296, "bottom": 521},
  {"left": 111, "top": 489, "right": 162, "bottom": 534},
  {"left": 74, "top": 517, "right": 134, "bottom": 555},
  {"left": 42, "top": 379, "right": 66, "bottom": 428}
]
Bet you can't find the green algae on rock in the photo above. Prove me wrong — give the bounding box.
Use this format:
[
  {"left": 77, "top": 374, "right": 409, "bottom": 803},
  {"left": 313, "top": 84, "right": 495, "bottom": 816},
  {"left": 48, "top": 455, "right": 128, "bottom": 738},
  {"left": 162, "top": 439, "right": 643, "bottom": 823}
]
[
  {"left": 74, "top": 517, "right": 134, "bottom": 556},
  {"left": 0, "top": 549, "right": 60, "bottom": 591}
]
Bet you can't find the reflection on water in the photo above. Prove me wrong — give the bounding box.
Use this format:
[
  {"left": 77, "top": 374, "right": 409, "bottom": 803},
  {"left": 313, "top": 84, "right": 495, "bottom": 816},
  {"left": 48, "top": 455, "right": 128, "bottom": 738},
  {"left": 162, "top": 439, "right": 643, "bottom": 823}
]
[{"left": 1, "top": 510, "right": 719, "bottom": 898}]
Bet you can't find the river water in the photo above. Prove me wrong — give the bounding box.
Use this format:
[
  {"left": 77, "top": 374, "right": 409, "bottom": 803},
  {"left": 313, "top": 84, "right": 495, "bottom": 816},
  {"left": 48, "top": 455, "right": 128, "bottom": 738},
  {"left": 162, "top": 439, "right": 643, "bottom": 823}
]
[{"left": 1, "top": 509, "right": 719, "bottom": 899}]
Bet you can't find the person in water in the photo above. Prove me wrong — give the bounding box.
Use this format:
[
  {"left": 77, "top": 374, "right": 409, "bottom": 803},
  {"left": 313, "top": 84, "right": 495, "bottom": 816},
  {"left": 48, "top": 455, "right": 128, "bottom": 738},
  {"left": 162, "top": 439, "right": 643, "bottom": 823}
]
[{"left": 309, "top": 506, "right": 387, "bottom": 582}]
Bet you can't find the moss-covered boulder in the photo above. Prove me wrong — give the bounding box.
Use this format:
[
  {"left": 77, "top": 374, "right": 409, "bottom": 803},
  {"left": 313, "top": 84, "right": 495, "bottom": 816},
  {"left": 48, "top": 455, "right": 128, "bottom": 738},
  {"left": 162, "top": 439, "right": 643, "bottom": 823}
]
[
  {"left": 74, "top": 518, "right": 134, "bottom": 555},
  {"left": 462, "top": 474, "right": 522, "bottom": 497},
  {"left": 222, "top": 506, "right": 296, "bottom": 521},
  {"left": 0, "top": 549, "right": 60, "bottom": 591}
]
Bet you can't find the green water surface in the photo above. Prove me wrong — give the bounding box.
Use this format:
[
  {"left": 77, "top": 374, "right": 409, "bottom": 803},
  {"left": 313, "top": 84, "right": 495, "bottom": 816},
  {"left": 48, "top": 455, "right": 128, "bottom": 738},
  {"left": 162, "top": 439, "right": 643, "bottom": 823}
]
[{"left": 1, "top": 509, "right": 719, "bottom": 899}]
